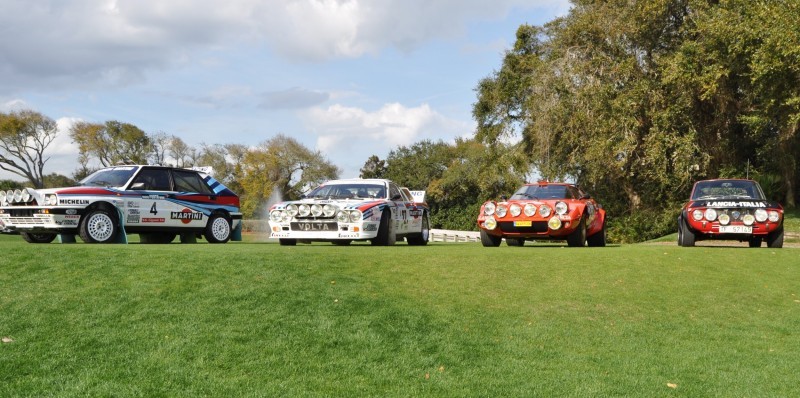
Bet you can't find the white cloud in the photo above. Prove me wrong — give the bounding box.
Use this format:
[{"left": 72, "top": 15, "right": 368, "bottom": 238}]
[
  {"left": 305, "top": 102, "right": 471, "bottom": 177},
  {"left": 0, "top": 0, "right": 571, "bottom": 92}
]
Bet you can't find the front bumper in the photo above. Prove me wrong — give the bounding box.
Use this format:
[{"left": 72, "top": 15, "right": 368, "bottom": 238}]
[
  {"left": 477, "top": 215, "right": 578, "bottom": 239},
  {"left": 268, "top": 220, "right": 381, "bottom": 241},
  {"left": 0, "top": 207, "right": 83, "bottom": 233}
]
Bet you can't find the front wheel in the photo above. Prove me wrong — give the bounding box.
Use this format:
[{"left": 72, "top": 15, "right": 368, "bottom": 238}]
[
  {"left": 204, "top": 214, "right": 232, "bottom": 243},
  {"left": 371, "top": 212, "right": 396, "bottom": 246},
  {"left": 677, "top": 216, "right": 696, "bottom": 247},
  {"left": 407, "top": 214, "right": 430, "bottom": 246},
  {"left": 79, "top": 209, "right": 119, "bottom": 243},
  {"left": 21, "top": 232, "right": 57, "bottom": 244},
  {"left": 566, "top": 217, "right": 586, "bottom": 247},
  {"left": 767, "top": 228, "right": 784, "bottom": 249},
  {"left": 480, "top": 229, "right": 502, "bottom": 247}
]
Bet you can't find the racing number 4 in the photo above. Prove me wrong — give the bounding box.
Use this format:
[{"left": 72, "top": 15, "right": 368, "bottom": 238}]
[{"left": 150, "top": 202, "right": 158, "bottom": 215}]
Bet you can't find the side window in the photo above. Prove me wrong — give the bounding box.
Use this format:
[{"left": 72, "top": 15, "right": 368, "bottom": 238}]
[
  {"left": 173, "top": 170, "right": 213, "bottom": 194},
  {"left": 131, "top": 169, "right": 172, "bottom": 191},
  {"left": 388, "top": 184, "right": 402, "bottom": 201}
]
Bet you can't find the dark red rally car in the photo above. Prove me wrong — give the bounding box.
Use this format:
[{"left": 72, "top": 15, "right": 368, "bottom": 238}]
[{"left": 678, "top": 179, "right": 783, "bottom": 248}]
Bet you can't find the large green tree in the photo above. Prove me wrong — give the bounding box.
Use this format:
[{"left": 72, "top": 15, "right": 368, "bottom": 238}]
[
  {"left": 70, "top": 120, "right": 152, "bottom": 168},
  {"left": 0, "top": 109, "right": 59, "bottom": 188},
  {"left": 474, "top": 0, "right": 799, "bottom": 241},
  {"left": 239, "top": 135, "right": 339, "bottom": 218}
]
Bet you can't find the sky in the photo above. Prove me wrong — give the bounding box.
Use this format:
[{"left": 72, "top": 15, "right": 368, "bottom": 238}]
[{"left": 0, "top": 0, "right": 571, "bottom": 182}]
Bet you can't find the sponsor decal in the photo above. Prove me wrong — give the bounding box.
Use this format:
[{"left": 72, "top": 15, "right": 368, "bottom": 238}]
[
  {"left": 127, "top": 215, "right": 140, "bottom": 224},
  {"left": 66, "top": 209, "right": 78, "bottom": 215},
  {"left": 65, "top": 215, "right": 80, "bottom": 219},
  {"left": 142, "top": 195, "right": 166, "bottom": 200},
  {"left": 129, "top": 209, "right": 140, "bottom": 215},
  {"left": 142, "top": 217, "right": 165, "bottom": 223},
  {"left": 704, "top": 201, "right": 767, "bottom": 208},
  {"left": 171, "top": 208, "right": 203, "bottom": 224},
  {"left": 59, "top": 199, "right": 89, "bottom": 205},
  {"left": 364, "top": 223, "right": 378, "bottom": 232},
  {"left": 338, "top": 233, "right": 360, "bottom": 238},
  {"left": 127, "top": 201, "right": 140, "bottom": 208},
  {"left": 56, "top": 219, "right": 78, "bottom": 226},
  {"left": 409, "top": 209, "right": 422, "bottom": 219}
]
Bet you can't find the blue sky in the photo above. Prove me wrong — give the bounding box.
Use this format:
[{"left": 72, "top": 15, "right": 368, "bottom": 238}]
[{"left": 0, "top": 0, "right": 570, "bottom": 181}]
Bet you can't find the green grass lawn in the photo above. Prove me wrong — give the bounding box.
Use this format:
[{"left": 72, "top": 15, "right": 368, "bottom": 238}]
[{"left": 1, "top": 234, "right": 799, "bottom": 397}]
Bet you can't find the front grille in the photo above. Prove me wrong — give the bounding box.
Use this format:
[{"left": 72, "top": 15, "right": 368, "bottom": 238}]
[{"left": 5, "top": 217, "right": 45, "bottom": 225}]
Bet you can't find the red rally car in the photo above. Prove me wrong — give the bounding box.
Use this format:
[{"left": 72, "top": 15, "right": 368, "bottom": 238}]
[
  {"left": 678, "top": 179, "right": 783, "bottom": 248},
  {"left": 477, "top": 182, "right": 606, "bottom": 247}
]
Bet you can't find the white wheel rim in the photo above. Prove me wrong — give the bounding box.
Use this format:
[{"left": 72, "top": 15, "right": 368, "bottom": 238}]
[
  {"left": 211, "top": 217, "right": 230, "bottom": 241},
  {"left": 87, "top": 213, "right": 114, "bottom": 241}
]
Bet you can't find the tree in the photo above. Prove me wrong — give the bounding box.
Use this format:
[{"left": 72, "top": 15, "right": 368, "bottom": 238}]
[
  {"left": 70, "top": 120, "right": 152, "bottom": 167},
  {"left": 0, "top": 109, "right": 58, "bottom": 188},
  {"left": 359, "top": 155, "right": 387, "bottom": 179},
  {"left": 238, "top": 135, "right": 339, "bottom": 217},
  {"left": 149, "top": 131, "right": 171, "bottom": 166},
  {"left": 42, "top": 173, "right": 76, "bottom": 188},
  {"left": 169, "top": 136, "right": 192, "bottom": 168}
]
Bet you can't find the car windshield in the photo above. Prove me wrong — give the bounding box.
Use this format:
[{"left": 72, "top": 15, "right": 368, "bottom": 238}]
[
  {"left": 79, "top": 166, "right": 138, "bottom": 188},
  {"left": 306, "top": 183, "right": 386, "bottom": 199},
  {"left": 510, "top": 184, "right": 569, "bottom": 200},
  {"left": 691, "top": 180, "right": 765, "bottom": 200}
]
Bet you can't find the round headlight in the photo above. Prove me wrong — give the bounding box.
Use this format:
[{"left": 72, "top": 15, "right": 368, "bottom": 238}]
[
  {"left": 718, "top": 213, "right": 730, "bottom": 225},
  {"left": 0, "top": 191, "right": 5, "bottom": 203},
  {"left": 692, "top": 209, "right": 703, "bottom": 221},
  {"left": 539, "top": 205, "right": 552, "bottom": 218},
  {"left": 298, "top": 204, "right": 311, "bottom": 217},
  {"left": 754, "top": 209, "right": 768, "bottom": 222},
  {"left": 21, "top": 189, "right": 33, "bottom": 203},
  {"left": 555, "top": 201, "right": 568, "bottom": 215},
  {"left": 509, "top": 204, "right": 521, "bottom": 217},
  {"left": 6, "top": 190, "right": 14, "bottom": 203},
  {"left": 496, "top": 204, "right": 508, "bottom": 218},
  {"left": 548, "top": 216, "right": 562, "bottom": 230},
  {"left": 286, "top": 204, "right": 298, "bottom": 217},
  {"left": 323, "top": 204, "right": 337, "bottom": 217},
  {"left": 311, "top": 204, "right": 323, "bottom": 217},
  {"left": 768, "top": 211, "right": 780, "bottom": 223},
  {"left": 349, "top": 210, "right": 361, "bottom": 223},
  {"left": 483, "top": 202, "right": 496, "bottom": 216},
  {"left": 13, "top": 189, "right": 23, "bottom": 203},
  {"left": 523, "top": 203, "right": 536, "bottom": 217},
  {"left": 483, "top": 217, "right": 497, "bottom": 230},
  {"left": 270, "top": 210, "right": 283, "bottom": 223},
  {"left": 704, "top": 208, "right": 717, "bottom": 221},
  {"left": 336, "top": 211, "right": 349, "bottom": 223},
  {"left": 742, "top": 214, "right": 755, "bottom": 226},
  {"left": 280, "top": 212, "right": 292, "bottom": 222}
]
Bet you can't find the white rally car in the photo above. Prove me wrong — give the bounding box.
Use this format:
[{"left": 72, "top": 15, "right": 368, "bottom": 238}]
[
  {"left": 268, "top": 178, "right": 430, "bottom": 246},
  {"left": 0, "top": 165, "right": 242, "bottom": 244}
]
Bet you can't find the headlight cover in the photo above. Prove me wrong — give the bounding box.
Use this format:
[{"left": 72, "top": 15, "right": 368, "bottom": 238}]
[
  {"left": 323, "top": 204, "right": 337, "bottom": 217},
  {"left": 348, "top": 210, "right": 361, "bottom": 223},
  {"left": 44, "top": 194, "right": 57, "bottom": 206},
  {"left": 554, "top": 201, "right": 568, "bottom": 215},
  {"left": 286, "top": 204, "right": 299, "bottom": 217},
  {"left": 298, "top": 204, "right": 311, "bottom": 217},
  {"left": 548, "top": 216, "right": 562, "bottom": 230},
  {"left": 692, "top": 209, "right": 703, "bottom": 221},
  {"left": 483, "top": 217, "right": 497, "bottom": 230},
  {"left": 768, "top": 211, "right": 780, "bottom": 223},
  {"left": 311, "top": 204, "right": 323, "bottom": 217},
  {"left": 754, "top": 209, "right": 768, "bottom": 222},
  {"left": 718, "top": 213, "right": 730, "bottom": 225},
  {"left": 742, "top": 214, "right": 755, "bottom": 226},
  {"left": 523, "top": 203, "right": 536, "bottom": 217},
  {"left": 704, "top": 208, "right": 717, "bottom": 222},
  {"left": 539, "top": 205, "right": 551, "bottom": 218},
  {"left": 509, "top": 203, "right": 521, "bottom": 217},
  {"left": 270, "top": 210, "right": 284, "bottom": 223},
  {"left": 483, "top": 202, "right": 496, "bottom": 216},
  {"left": 496, "top": 204, "right": 508, "bottom": 218}
]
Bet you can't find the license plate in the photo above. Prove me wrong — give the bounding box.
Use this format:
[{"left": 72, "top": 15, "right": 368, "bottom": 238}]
[
  {"left": 719, "top": 225, "right": 752, "bottom": 234},
  {"left": 291, "top": 222, "right": 337, "bottom": 231},
  {"left": 514, "top": 220, "right": 532, "bottom": 227}
]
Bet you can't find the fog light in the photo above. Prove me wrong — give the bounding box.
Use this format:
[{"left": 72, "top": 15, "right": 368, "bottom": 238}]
[
  {"left": 548, "top": 216, "right": 562, "bottom": 230},
  {"left": 742, "top": 214, "right": 755, "bottom": 226},
  {"left": 718, "top": 213, "right": 730, "bottom": 225},
  {"left": 484, "top": 217, "right": 497, "bottom": 230}
]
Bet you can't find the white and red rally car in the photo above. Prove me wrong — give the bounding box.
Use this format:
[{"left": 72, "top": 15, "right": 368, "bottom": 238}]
[
  {"left": 268, "top": 178, "right": 430, "bottom": 246},
  {"left": 0, "top": 165, "right": 242, "bottom": 244}
]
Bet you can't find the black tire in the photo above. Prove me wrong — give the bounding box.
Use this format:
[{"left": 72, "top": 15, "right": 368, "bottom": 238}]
[
  {"left": 371, "top": 211, "right": 396, "bottom": 246},
  {"left": 139, "top": 233, "right": 176, "bottom": 244},
  {"left": 748, "top": 238, "right": 762, "bottom": 248},
  {"left": 480, "top": 229, "right": 502, "bottom": 247},
  {"left": 566, "top": 217, "right": 586, "bottom": 247},
  {"left": 407, "top": 213, "right": 430, "bottom": 246},
  {"left": 79, "top": 208, "right": 119, "bottom": 243},
  {"left": 587, "top": 221, "right": 606, "bottom": 247},
  {"left": 204, "top": 213, "right": 232, "bottom": 243},
  {"left": 331, "top": 240, "right": 352, "bottom": 246},
  {"left": 767, "top": 227, "right": 784, "bottom": 249},
  {"left": 506, "top": 238, "right": 525, "bottom": 247},
  {"left": 20, "top": 232, "right": 57, "bottom": 244},
  {"left": 677, "top": 216, "right": 696, "bottom": 247},
  {"left": 279, "top": 239, "right": 297, "bottom": 246}
]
